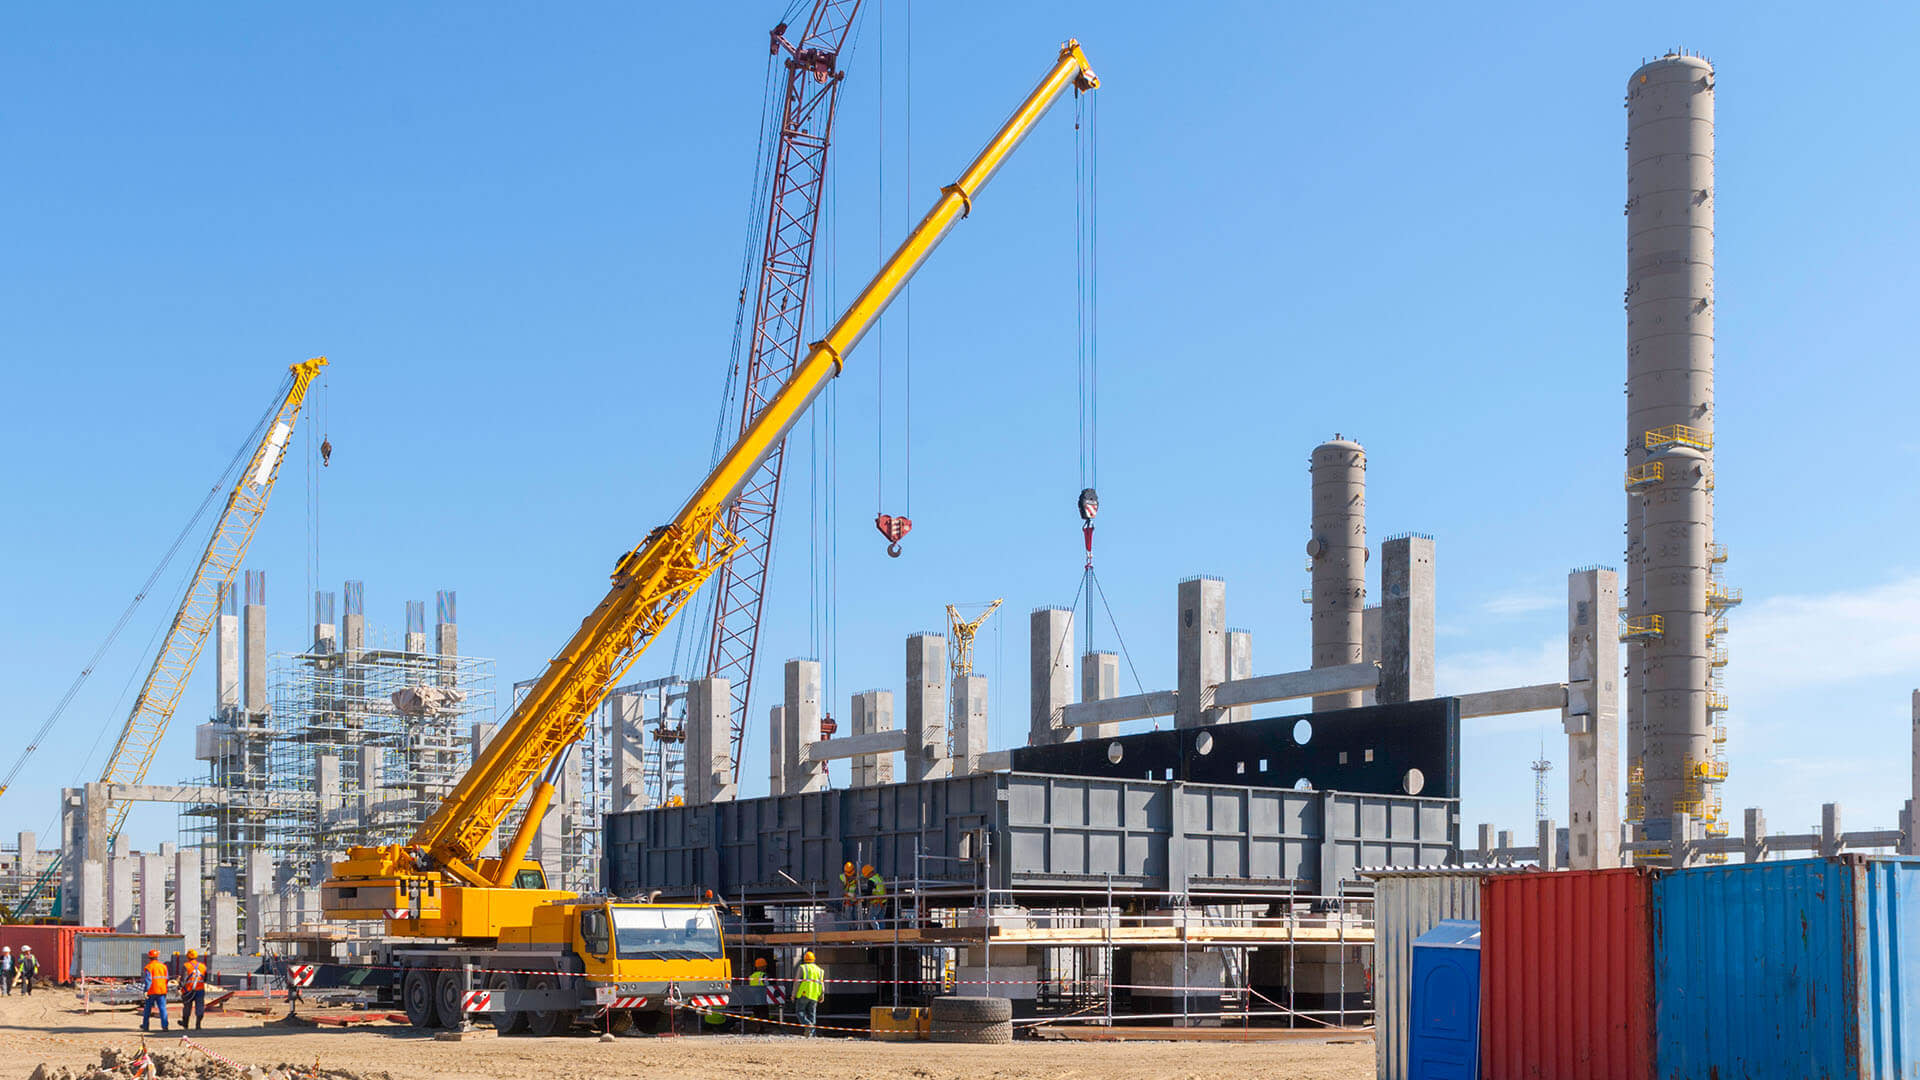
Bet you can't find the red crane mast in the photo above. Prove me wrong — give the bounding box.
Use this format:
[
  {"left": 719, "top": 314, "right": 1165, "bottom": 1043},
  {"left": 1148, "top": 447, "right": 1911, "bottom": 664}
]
[{"left": 705, "top": 0, "right": 864, "bottom": 769}]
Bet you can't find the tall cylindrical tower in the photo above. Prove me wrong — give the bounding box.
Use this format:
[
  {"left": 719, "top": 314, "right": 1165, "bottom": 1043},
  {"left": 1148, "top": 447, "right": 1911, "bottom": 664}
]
[
  {"left": 1624, "top": 52, "right": 1720, "bottom": 847},
  {"left": 1309, "top": 436, "right": 1366, "bottom": 711}
]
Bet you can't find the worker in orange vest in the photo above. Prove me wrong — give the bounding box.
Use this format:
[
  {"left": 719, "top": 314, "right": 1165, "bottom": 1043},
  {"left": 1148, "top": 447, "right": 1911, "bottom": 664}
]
[
  {"left": 178, "top": 949, "right": 208, "bottom": 1031},
  {"left": 138, "top": 949, "right": 170, "bottom": 1032}
]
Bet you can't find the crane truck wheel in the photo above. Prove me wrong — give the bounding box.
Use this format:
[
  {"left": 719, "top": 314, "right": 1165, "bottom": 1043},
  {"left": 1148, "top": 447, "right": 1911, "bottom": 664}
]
[
  {"left": 524, "top": 972, "right": 570, "bottom": 1037},
  {"left": 433, "top": 971, "right": 467, "bottom": 1029},
  {"left": 401, "top": 968, "right": 440, "bottom": 1029},
  {"left": 488, "top": 971, "right": 529, "bottom": 1035}
]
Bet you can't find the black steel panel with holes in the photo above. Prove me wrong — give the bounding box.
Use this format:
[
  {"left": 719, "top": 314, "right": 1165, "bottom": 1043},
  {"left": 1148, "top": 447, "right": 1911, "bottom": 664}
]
[{"left": 1007, "top": 697, "right": 1459, "bottom": 798}]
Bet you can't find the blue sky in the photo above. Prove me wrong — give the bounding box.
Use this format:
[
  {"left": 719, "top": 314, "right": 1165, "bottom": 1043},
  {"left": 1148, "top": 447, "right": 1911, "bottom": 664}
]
[{"left": 4, "top": 3, "right": 1918, "bottom": 856}]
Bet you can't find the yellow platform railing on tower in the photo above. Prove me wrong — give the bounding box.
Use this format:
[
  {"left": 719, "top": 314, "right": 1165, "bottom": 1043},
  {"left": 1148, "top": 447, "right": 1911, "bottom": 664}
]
[
  {"left": 1645, "top": 424, "right": 1714, "bottom": 452},
  {"left": 1621, "top": 614, "right": 1666, "bottom": 642},
  {"left": 1624, "top": 463, "right": 1664, "bottom": 490},
  {"left": 1708, "top": 584, "right": 1743, "bottom": 608},
  {"left": 1710, "top": 543, "right": 1728, "bottom": 563}
]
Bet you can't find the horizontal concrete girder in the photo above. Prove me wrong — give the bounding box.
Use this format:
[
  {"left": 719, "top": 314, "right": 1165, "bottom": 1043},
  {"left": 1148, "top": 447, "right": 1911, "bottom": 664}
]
[
  {"left": 1210, "top": 662, "right": 1379, "bottom": 709},
  {"left": 805, "top": 729, "right": 909, "bottom": 763},
  {"left": 974, "top": 750, "right": 1013, "bottom": 772},
  {"left": 1062, "top": 690, "right": 1179, "bottom": 730},
  {"left": 1457, "top": 683, "right": 1567, "bottom": 718}
]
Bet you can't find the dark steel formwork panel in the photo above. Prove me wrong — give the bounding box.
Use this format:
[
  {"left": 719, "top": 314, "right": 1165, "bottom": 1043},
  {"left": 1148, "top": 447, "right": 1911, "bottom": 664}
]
[
  {"left": 1174, "top": 784, "right": 1318, "bottom": 888},
  {"left": 1321, "top": 793, "right": 1457, "bottom": 891},
  {"left": 1001, "top": 774, "right": 1168, "bottom": 889}
]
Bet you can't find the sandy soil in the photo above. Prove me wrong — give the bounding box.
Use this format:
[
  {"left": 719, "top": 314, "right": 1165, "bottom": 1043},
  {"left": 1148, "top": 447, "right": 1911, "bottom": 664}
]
[{"left": 0, "top": 990, "right": 1374, "bottom": 1080}]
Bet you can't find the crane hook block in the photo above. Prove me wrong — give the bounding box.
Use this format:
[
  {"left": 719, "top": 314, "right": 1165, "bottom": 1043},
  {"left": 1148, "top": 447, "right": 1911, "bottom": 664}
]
[
  {"left": 875, "top": 513, "right": 913, "bottom": 558},
  {"left": 1078, "top": 487, "right": 1099, "bottom": 523}
]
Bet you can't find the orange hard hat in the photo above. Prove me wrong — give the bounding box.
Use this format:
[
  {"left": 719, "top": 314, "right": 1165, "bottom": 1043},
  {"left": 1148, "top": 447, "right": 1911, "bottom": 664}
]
[
  {"left": 861, "top": 864, "right": 875, "bottom": 876},
  {"left": 843, "top": 862, "right": 854, "bottom": 873},
  {"left": 186, "top": 949, "right": 198, "bottom": 959},
  {"left": 803, "top": 951, "right": 816, "bottom": 963},
  {"left": 754, "top": 958, "right": 767, "bottom": 968},
  {"left": 147, "top": 949, "right": 159, "bottom": 958}
]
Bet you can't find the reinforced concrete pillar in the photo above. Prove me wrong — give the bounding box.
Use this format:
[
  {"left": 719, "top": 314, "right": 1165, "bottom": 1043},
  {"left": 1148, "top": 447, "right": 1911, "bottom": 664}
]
[
  {"left": 784, "top": 659, "right": 826, "bottom": 794},
  {"left": 686, "top": 677, "right": 736, "bottom": 804},
  {"left": 1744, "top": 808, "right": 1767, "bottom": 864},
  {"left": 404, "top": 598, "right": 427, "bottom": 655},
  {"left": 1082, "top": 651, "right": 1121, "bottom": 739},
  {"left": 1309, "top": 437, "right": 1367, "bottom": 712},
  {"left": 435, "top": 590, "right": 458, "bottom": 688},
  {"left": 139, "top": 854, "right": 168, "bottom": 933},
  {"left": 608, "top": 691, "right": 645, "bottom": 813},
  {"left": 953, "top": 675, "right": 989, "bottom": 776},
  {"left": 215, "top": 581, "right": 240, "bottom": 718},
  {"left": 768, "top": 706, "right": 787, "bottom": 797},
  {"left": 1223, "top": 631, "right": 1252, "bottom": 725},
  {"left": 1380, "top": 534, "right": 1436, "bottom": 704},
  {"left": 1565, "top": 567, "right": 1622, "bottom": 869},
  {"left": 80, "top": 859, "right": 105, "bottom": 929},
  {"left": 1029, "top": 608, "right": 1075, "bottom": 746},
  {"left": 1176, "top": 576, "right": 1226, "bottom": 728},
  {"left": 210, "top": 893, "right": 239, "bottom": 957},
  {"left": 243, "top": 891, "right": 269, "bottom": 953},
  {"left": 358, "top": 745, "right": 386, "bottom": 826},
  {"left": 175, "top": 849, "right": 202, "bottom": 949},
  {"left": 107, "top": 856, "right": 136, "bottom": 932},
  {"left": 341, "top": 580, "right": 366, "bottom": 658},
  {"left": 315, "top": 753, "right": 341, "bottom": 831},
  {"left": 850, "top": 690, "right": 897, "bottom": 787},
  {"left": 1360, "top": 608, "right": 1381, "bottom": 706},
  {"left": 905, "top": 633, "right": 949, "bottom": 782},
  {"left": 243, "top": 571, "right": 268, "bottom": 716},
  {"left": 245, "top": 850, "right": 272, "bottom": 899},
  {"left": 1537, "top": 819, "right": 1558, "bottom": 871}
]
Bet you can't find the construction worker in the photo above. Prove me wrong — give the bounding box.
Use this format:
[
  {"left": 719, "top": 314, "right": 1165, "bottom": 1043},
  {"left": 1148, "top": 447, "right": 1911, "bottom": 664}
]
[
  {"left": 2, "top": 945, "right": 13, "bottom": 995},
  {"left": 793, "top": 950, "right": 825, "bottom": 1037},
  {"left": 743, "top": 957, "right": 770, "bottom": 1033},
  {"left": 16, "top": 947, "right": 35, "bottom": 996},
  {"left": 139, "top": 949, "right": 169, "bottom": 1032},
  {"left": 838, "top": 861, "right": 860, "bottom": 918},
  {"left": 179, "top": 949, "right": 208, "bottom": 1031},
  {"left": 862, "top": 864, "right": 887, "bottom": 930}
]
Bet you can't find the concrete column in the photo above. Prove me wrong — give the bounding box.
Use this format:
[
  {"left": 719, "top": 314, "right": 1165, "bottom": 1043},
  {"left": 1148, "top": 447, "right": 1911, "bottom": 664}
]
[
  {"left": 1565, "top": 567, "right": 1622, "bottom": 869},
  {"left": 16, "top": 831, "right": 36, "bottom": 881},
  {"left": 315, "top": 753, "right": 341, "bottom": 832},
  {"left": 768, "top": 706, "right": 787, "bottom": 798},
  {"left": 953, "top": 675, "right": 990, "bottom": 775},
  {"left": 108, "top": 856, "right": 136, "bottom": 932},
  {"left": 1360, "top": 608, "right": 1381, "bottom": 706},
  {"left": 215, "top": 581, "right": 240, "bottom": 719},
  {"left": 140, "top": 853, "right": 169, "bottom": 932},
  {"left": 608, "top": 692, "right": 646, "bottom": 813},
  {"left": 175, "top": 850, "right": 203, "bottom": 949},
  {"left": 210, "top": 893, "right": 239, "bottom": 957},
  {"left": 1537, "top": 819, "right": 1558, "bottom": 871},
  {"left": 243, "top": 891, "right": 269, "bottom": 953},
  {"left": 1475, "top": 824, "right": 1494, "bottom": 861},
  {"left": 905, "top": 633, "right": 949, "bottom": 782},
  {"left": 1223, "top": 632, "right": 1252, "bottom": 725},
  {"left": 1671, "top": 812, "right": 1696, "bottom": 868},
  {"left": 1310, "top": 437, "right": 1367, "bottom": 712},
  {"left": 1082, "top": 651, "right": 1121, "bottom": 739},
  {"left": 1029, "top": 608, "right": 1075, "bottom": 746},
  {"left": 1380, "top": 534, "right": 1436, "bottom": 704},
  {"left": 80, "top": 859, "right": 106, "bottom": 928},
  {"left": 850, "top": 689, "right": 897, "bottom": 787},
  {"left": 245, "top": 850, "right": 273, "bottom": 898},
  {"left": 1822, "top": 803, "right": 1843, "bottom": 857},
  {"left": 243, "top": 574, "right": 268, "bottom": 716},
  {"left": 405, "top": 597, "right": 428, "bottom": 655},
  {"left": 435, "top": 590, "right": 458, "bottom": 687},
  {"left": 686, "top": 677, "right": 736, "bottom": 804},
  {"left": 1176, "top": 576, "right": 1226, "bottom": 728},
  {"left": 784, "top": 659, "right": 826, "bottom": 794},
  {"left": 358, "top": 745, "right": 386, "bottom": 826}
]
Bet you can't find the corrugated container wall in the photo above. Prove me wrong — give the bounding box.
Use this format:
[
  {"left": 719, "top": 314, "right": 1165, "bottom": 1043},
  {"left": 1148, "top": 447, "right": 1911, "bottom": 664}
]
[
  {"left": 74, "top": 934, "right": 186, "bottom": 980},
  {"left": 1655, "top": 856, "right": 1920, "bottom": 1079},
  {"left": 1481, "top": 868, "right": 1655, "bottom": 1080},
  {"left": 0, "top": 925, "right": 107, "bottom": 984},
  {"left": 1371, "top": 871, "right": 1498, "bottom": 1080}
]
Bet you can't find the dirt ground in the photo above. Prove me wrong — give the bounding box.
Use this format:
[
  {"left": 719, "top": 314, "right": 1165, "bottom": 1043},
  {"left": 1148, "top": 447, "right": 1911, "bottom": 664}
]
[{"left": 0, "top": 989, "right": 1375, "bottom": 1080}]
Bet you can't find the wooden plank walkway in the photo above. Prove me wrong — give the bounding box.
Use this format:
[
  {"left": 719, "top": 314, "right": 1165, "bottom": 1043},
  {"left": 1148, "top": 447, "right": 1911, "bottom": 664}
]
[{"left": 740, "top": 923, "right": 1372, "bottom": 948}]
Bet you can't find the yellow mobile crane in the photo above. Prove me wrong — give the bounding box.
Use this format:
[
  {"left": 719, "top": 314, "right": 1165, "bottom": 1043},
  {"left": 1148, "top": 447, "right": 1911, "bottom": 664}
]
[{"left": 322, "top": 41, "right": 1098, "bottom": 1035}]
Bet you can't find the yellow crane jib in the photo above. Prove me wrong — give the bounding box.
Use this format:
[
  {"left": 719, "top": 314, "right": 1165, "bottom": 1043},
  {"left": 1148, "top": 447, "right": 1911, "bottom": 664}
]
[
  {"left": 95, "top": 356, "right": 327, "bottom": 844},
  {"left": 323, "top": 41, "right": 1100, "bottom": 932}
]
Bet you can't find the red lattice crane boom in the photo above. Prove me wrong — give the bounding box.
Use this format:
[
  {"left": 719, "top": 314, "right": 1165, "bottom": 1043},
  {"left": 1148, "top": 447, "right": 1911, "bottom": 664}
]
[{"left": 705, "top": 0, "right": 864, "bottom": 770}]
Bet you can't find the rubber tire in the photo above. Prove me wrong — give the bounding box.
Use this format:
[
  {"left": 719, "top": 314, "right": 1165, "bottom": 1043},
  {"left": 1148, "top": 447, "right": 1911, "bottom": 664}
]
[
  {"left": 929, "top": 995, "right": 1013, "bottom": 1044},
  {"left": 402, "top": 968, "right": 440, "bottom": 1029},
  {"left": 605, "top": 1009, "right": 635, "bottom": 1036},
  {"left": 524, "top": 972, "right": 571, "bottom": 1037},
  {"left": 433, "top": 970, "right": 466, "bottom": 1030},
  {"left": 489, "top": 971, "right": 529, "bottom": 1035}
]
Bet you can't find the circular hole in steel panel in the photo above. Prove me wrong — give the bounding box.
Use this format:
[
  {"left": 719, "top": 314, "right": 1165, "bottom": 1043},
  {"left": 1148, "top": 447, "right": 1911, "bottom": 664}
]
[
  {"left": 1403, "top": 768, "right": 1426, "bottom": 795},
  {"left": 1194, "top": 731, "right": 1215, "bottom": 756},
  {"left": 1293, "top": 778, "right": 1314, "bottom": 791},
  {"left": 1106, "top": 742, "right": 1124, "bottom": 765},
  {"left": 1293, "top": 719, "right": 1313, "bottom": 745}
]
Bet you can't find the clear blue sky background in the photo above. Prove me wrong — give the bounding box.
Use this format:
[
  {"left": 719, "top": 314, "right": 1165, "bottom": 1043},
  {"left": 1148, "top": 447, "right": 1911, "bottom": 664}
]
[{"left": 4, "top": 3, "right": 1917, "bottom": 856}]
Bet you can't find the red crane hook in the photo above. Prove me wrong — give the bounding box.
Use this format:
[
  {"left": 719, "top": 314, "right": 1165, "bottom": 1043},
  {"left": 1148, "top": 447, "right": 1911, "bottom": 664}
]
[{"left": 874, "top": 513, "right": 913, "bottom": 558}]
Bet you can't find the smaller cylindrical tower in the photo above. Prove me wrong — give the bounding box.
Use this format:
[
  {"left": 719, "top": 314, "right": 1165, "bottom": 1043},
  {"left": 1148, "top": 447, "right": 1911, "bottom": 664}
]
[
  {"left": 1309, "top": 436, "right": 1366, "bottom": 711},
  {"left": 1638, "top": 444, "right": 1713, "bottom": 843}
]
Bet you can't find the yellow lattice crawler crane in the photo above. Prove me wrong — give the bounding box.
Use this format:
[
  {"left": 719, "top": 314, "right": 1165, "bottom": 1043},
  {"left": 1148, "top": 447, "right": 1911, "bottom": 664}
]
[{"left": 322, "top": 41, "right": 1100, "bottom": 1035}]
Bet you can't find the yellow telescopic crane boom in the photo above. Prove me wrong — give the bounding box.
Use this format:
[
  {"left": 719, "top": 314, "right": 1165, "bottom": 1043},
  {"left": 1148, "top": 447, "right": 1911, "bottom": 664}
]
[
  {"left": 351, "top": 42, "right": 1099, "bottom": 893},
  {"left": 97, "top": 357, "right": 329, "bottom": 843}
]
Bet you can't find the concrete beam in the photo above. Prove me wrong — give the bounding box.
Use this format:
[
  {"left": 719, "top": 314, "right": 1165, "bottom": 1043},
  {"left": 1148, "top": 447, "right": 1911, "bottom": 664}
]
[
  {"left": 1458, "top": 683, "right": 1567, "bottom": 719},
  {"left": 1063, "top": 690, "right": 1179, "bottom": 730},
  {"left": 1211, "top": 663, "right": 1379, "bottom": 709},
  {"left": 808, "top": 728, "right": 909, "bottom": 763},
  {"left": 975, "top": 749, "right": 1013, "bottom": 773}
]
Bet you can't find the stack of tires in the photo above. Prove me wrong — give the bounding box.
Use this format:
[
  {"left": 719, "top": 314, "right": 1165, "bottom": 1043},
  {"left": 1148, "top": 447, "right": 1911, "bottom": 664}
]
[{"left": 928, "top": 995, "right": 1012, "bottom": 1044}]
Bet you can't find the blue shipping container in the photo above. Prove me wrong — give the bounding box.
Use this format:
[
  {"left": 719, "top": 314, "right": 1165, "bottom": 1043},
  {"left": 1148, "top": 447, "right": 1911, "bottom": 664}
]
[
  {"left": 1654, "top": 855, "right": 1920, "bottom": 1079},
  {"left": 1407, "top": 919, "right": 1480, "bottom": 1080}
]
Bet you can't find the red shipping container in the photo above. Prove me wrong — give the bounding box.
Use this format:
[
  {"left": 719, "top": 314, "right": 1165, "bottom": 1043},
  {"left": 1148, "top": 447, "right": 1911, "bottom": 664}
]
[
  {"left": 0, "top": 925, "right": 109, "bottom": 985},
  {"left": 1480, "top": 868, "right": 1656, "bottom": 1080}
]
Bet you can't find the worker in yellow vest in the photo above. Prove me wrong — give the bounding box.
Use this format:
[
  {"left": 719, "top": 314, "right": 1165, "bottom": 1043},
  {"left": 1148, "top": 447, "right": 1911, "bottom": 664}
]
[
  {"left": 744, "top": 957, "right": 770, "bottom": 1033},
  {"left": 862, "top": 864, "right": 887, "bottom": 930},
  {"left": 794, "top": 950, "right": 825, "bottom": 1037},
  {"left": 138, "top": 950, "right": 170, "bottom": 1032},
  {"left": 178, "top": 949, "right": 208, "bottom": 1031},
  {"left": 838, "top": 862, "right": 860, "bottom": 918}
]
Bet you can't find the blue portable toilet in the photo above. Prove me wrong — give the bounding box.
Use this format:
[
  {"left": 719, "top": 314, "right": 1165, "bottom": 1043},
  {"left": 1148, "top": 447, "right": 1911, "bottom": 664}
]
[{"left": 1408, "top": 918, "right": 1481, "bottom": 1080}]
